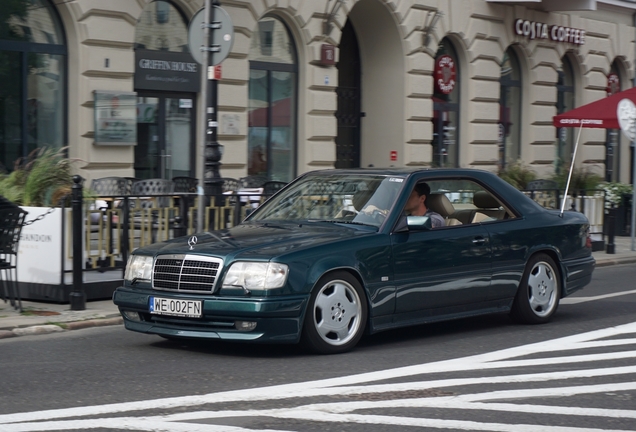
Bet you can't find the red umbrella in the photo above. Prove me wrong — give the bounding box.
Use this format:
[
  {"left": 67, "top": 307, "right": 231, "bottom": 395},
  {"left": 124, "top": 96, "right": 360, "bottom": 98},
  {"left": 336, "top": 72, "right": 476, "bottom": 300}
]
[{"left": 553, "top": 87, "right": 636, "bottom": 129}]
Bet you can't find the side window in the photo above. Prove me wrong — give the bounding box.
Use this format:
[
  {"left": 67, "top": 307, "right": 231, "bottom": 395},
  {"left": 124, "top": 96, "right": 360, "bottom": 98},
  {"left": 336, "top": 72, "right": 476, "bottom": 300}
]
[{"left": 423, "top": 179, "right": 515, "bottom": 226}]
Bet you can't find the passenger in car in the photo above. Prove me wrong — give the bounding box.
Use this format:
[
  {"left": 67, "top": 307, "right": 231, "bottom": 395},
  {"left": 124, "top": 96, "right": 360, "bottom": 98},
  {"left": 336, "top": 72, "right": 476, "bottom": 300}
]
[{"left": 404, "top": 182, "right": 445, "bottom": 228}]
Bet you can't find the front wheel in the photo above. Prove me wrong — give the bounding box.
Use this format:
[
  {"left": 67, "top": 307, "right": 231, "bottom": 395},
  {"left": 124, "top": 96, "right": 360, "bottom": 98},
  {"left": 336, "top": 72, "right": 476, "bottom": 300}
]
[
  {"left": 301, "top": 271, "right": 367, "bottom": 354},
  {"left": 510, "top": 253, "right": 561, "bottom": 324}
]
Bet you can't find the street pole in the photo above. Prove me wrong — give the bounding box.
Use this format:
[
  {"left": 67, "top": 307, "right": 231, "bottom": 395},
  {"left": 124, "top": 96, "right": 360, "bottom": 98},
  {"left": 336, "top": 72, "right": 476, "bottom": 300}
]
[
  {"left": 196, "top": 0, "right": 211, "bottom": 232},
  {"left": 70, "top": 175, "right": 86, "bottom": 310},
  {"left": 196, "top": 0, "right": 224, "bottom": 232},
  {"left": 205, "top": 0, "right": 223, "bottom": 204}
]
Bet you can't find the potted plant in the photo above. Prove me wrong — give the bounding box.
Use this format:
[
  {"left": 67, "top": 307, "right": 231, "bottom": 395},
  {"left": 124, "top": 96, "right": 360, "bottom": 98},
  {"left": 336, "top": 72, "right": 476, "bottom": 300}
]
[
  {"left": 498, "top": 160, "right": 537, "bottom": 190},
  {"left": 0, "top": 147, "right": 75, "bottom": 206},
  {"left": 601, "top": 181, "right": 633, "bottom": 236}
]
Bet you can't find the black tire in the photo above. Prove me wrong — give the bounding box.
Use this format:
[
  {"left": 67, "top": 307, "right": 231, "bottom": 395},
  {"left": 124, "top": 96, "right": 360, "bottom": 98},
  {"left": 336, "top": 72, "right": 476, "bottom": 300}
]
[
  {"left": 510, "top": 253, "right": 561, "bottom": 324},
  {"left": 301, "top": 271, "right": 368, "bottom": 354}
]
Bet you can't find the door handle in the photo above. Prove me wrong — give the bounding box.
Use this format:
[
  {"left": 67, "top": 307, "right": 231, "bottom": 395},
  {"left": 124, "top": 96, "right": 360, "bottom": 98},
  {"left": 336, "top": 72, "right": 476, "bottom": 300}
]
[{"left": 472, "top": 237, "right": 487, "bottom": 245}]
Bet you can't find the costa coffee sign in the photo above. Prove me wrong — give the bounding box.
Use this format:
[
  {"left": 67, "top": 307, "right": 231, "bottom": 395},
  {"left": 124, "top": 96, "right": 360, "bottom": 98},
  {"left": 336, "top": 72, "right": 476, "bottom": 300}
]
[
  {"left": 514, "top": 19, "right": 585, "bottom": 45},
  {"left": 434, "top": 55, "right": 456, "bottom": 95}
]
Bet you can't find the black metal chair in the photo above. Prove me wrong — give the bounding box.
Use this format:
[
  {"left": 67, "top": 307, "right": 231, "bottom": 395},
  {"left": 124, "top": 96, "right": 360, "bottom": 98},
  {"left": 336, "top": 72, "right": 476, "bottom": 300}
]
[
  {"left": 129, "top": 179, "right": 175, "bottom": 243},
  {"left": 0, "top": 202, "right": 27, "bottom": 312},
  {"left": 263, "top": 181, "right": 287, "bottom": 196},
  {"left": 239, "top": 175, "right": 268, "bottom": 189},
  {"left": 90, "top": 177, "right": 128, "bottom": 196},
  {"left": 131, "top": 178, "right": 175, "bottom": 208},
  {"left": 172, "top": 176, "right": 199, "bottom": 193},
  {"left": 221, "top": 178, "right": 240, "bottom": 193}
]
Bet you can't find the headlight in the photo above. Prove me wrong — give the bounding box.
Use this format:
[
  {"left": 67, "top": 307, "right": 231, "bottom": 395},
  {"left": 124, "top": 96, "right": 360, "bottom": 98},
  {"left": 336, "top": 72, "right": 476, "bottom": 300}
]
[
  {"left": 222, "top": 262, "right": 289, "bottom": 290},
  {"left": 124, "top": 255, "right": 154, "bottom": 282}
]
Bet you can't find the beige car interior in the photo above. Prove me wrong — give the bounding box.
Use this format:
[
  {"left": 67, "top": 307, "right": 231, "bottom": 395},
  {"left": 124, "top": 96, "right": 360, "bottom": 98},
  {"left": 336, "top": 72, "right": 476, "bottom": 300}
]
[{"left": 426, "top": 189, "right": 511, "bottom": 226}]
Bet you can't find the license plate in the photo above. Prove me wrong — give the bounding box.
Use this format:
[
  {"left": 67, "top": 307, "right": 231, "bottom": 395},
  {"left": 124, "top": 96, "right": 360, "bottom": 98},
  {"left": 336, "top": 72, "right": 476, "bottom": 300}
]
[{"left": 149, "top": 297, "right": 202, "bottom": 318}]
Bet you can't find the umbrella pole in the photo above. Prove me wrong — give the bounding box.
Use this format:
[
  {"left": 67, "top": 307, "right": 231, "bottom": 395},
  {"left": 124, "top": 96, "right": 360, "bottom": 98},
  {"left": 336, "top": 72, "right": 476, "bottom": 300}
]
[
  {"left": 632, "top": 139, "right": 636, "bottom": 251},
  {"left": 561, "top": 122, "right": 584, "bottom": 216}
]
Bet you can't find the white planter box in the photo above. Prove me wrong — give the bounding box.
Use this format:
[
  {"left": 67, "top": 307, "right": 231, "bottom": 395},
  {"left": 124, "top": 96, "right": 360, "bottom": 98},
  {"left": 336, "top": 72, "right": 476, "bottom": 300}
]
[{"left": 17, "top": 207, "right": 73, "bottom": 285}]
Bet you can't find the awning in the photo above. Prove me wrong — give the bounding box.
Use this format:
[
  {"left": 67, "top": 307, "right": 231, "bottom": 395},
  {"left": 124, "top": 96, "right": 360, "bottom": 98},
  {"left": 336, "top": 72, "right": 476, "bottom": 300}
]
[{"left": 552, "top": 87, "right": 636, "bottom": 129}]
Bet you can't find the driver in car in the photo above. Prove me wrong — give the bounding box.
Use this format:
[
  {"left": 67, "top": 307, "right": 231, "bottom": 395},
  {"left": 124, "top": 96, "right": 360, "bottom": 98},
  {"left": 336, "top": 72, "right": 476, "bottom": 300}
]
[{"left": 403, "top": 182, "right": 445, "bottom": 228}]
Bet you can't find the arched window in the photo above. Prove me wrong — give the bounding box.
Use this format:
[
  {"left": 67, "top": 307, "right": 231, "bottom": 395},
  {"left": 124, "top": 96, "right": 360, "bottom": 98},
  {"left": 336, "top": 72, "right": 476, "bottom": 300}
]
[
  {"left": 134, "top": 0, "right": 188, "bottom": 52},
  {"left": 500, "top": 47, "right": 522, "bottom": 168},
  {"left": 0, "top": 0, "right": 66, "bottom": 171},
  {"left": 432, "top": 39, "right": 460, "bottom": 168},
  {"left": 248, "top": 16, "right": 298, "bottom": 182},
  {"left": 556, "top": 56, "right": 575, "bottom": 173}
]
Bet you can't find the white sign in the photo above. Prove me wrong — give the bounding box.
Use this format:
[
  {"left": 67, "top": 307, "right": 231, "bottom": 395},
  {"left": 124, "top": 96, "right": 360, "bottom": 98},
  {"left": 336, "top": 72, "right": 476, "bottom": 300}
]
[
  {"left": 179, "top": 99, "right": 193, "bottom": 109},
  {"left": 188, "top": 6, "right": 234, "bottom": 66},
  {"left": 18, "top": 207, "right": 73, "bottom": 284},
  {"left": 617, "top": 98, "right": 636, "bottom": 141}
]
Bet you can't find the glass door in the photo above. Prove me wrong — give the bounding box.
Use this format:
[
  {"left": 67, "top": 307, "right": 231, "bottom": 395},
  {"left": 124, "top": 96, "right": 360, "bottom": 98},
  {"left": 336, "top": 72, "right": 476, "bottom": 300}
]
[{"left": 135, "top": 93, "right": 194, "bottom": 179}]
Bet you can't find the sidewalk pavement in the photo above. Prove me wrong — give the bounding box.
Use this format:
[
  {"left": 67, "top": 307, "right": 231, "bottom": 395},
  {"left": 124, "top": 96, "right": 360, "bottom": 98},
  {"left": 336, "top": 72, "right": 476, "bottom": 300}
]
[{"left": 1, "top": 236, "right": 636, "bottom": 340}]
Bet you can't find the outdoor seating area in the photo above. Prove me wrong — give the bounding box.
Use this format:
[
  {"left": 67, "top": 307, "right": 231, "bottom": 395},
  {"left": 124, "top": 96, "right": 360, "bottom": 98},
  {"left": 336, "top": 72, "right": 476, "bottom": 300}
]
[{"left": 82, "top": 176, "right": 288, "bottom": 271}]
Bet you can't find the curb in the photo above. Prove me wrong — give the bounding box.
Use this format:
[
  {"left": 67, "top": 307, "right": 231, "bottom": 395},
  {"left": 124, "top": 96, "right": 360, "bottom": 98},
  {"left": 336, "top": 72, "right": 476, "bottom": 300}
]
[
  {"left": 594, "top": 257, "right": 636, "bottom": 267},
  {"left": 0, "top": 316, "right": 123, "bottom": 340}
]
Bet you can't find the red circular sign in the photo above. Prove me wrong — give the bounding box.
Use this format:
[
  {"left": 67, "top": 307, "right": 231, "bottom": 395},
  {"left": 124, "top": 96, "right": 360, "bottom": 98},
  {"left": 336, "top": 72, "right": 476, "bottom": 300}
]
[
  {"left": 434, "top": 55, "right": 456, "bottom": 95},
  {"left": 607, "top": 73, "right": 620, "bottom": 96}
]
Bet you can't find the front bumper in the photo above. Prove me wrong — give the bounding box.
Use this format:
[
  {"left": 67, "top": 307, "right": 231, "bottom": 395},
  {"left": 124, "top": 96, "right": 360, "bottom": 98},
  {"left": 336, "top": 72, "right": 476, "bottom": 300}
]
[{"left": 113, "top": 287, "right": 308, "bottom": 343}]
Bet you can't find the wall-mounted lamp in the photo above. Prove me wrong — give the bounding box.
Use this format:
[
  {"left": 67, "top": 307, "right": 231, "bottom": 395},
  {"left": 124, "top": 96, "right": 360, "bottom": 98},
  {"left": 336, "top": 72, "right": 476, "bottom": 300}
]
[
  {"left": 323, "top": 0, "right": 345, "bottom": 36},
  {"left": 422, "top": 10, "right": 443, "bottom": 46}
]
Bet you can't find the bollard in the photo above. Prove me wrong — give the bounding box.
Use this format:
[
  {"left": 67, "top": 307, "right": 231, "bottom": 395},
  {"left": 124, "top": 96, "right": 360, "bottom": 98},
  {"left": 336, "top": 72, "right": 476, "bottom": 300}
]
[
  {"left": 70, "top": 175, "right": 86, "bottom": 310},
  {"left": 606, "top": 207, "right": 616, "bottom": 254}
]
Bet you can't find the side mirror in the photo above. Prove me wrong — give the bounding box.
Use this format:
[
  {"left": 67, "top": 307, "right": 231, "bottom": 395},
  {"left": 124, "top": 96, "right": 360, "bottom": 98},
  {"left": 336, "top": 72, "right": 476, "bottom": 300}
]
[
  {"left": 394, "top": 215, "right": 432, "bottom": 232},
  {"left": 407, "top": 215, "right": 432, "bottom": 231}
]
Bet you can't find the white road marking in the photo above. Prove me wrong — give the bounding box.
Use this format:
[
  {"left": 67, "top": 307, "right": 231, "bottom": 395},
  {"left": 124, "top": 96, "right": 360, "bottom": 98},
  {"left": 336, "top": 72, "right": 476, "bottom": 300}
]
[
  {"left": 561, "top": 288, "right": 636, "bottom": 304},
  {"left": 1, "top": 321, "right": 635, "bottom": 431}
]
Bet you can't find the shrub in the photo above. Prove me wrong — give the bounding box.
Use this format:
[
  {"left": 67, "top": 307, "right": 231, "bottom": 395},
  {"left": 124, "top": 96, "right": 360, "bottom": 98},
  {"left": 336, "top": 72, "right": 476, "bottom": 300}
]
[
  {"left": 551, "top": 166, "right": 603, "bottom": 193},
  {"left": 498, "top": 161, "right": 537, "bottom": 190},
  {"left": 0, "top": 147, "right": 75, "bottom": 206}
]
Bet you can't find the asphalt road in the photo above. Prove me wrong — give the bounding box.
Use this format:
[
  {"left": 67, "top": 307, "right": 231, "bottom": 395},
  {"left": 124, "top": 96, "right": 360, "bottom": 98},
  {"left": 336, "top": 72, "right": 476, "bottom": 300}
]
[{"left": 0, "top": 264, "right": 635, "bottom": 431}]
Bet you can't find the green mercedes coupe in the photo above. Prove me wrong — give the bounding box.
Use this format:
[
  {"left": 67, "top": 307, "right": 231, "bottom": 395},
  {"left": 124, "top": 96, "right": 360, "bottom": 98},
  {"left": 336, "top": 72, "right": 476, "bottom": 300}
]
[{"left": 113, "top": 169, "right": 595, "bottom": 354}]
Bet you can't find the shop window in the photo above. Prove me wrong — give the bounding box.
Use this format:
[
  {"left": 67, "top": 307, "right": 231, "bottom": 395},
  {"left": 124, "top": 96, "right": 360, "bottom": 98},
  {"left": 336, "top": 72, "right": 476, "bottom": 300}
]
[
  {"left": 156, "top": 1, "right": 170, "bottom": 24},
  {"left": 0, "top": 0, "right": 66, "bottom": 171},
  {"left": 556, "top": 56, "right": 575, "bottom": 173},
  {"left": 248, "top": 16, "right": 298, "bottom": 182},
  {"left": 499, "top": 48, "right": 522, "bottom": 169},
  {"left": 133, "top": 1, "right": 196, "bottom": 180},
  {"left": 432, "top": 39, "right": 460, "bottom": 168}
]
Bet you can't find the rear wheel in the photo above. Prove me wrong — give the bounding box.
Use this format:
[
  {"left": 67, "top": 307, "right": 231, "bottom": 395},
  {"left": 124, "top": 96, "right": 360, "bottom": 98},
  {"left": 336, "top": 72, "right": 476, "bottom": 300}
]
[
  {"left": 510, "top": 253, "right": 560, "bottom": 324},
  {"left": 301, "top": 271, "right": 367, "bottom": 354}
]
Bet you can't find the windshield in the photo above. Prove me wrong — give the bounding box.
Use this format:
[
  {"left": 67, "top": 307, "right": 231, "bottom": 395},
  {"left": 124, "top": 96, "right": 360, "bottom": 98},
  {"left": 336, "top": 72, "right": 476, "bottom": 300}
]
[{"left": 246, "top": 173, "right": 406, "bottom": 227}]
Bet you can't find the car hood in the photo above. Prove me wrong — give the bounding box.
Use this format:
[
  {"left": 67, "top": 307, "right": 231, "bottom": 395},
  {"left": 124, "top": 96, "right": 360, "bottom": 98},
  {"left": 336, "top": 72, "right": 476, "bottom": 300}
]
[{"left": 135, "top": 222, "right": 376, "bottom": 260}]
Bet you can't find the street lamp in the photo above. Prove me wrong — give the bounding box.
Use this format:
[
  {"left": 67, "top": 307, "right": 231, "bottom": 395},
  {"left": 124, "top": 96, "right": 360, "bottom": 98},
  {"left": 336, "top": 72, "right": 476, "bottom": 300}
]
[{"left": 204, "top": 0, "right": 223, "bottom": 201}]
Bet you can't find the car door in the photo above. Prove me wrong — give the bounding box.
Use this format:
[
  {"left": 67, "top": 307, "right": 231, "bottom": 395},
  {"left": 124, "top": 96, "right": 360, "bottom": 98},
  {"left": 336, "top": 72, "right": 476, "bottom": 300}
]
[{"left": 391, "top": 223, "right": 493, "bottom": 322}]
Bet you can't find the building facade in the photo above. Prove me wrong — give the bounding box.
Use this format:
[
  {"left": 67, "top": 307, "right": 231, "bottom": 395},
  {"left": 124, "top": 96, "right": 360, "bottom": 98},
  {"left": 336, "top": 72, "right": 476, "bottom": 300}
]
[{"left": 2, "top": 0, "right": 636, "bottom": 186}]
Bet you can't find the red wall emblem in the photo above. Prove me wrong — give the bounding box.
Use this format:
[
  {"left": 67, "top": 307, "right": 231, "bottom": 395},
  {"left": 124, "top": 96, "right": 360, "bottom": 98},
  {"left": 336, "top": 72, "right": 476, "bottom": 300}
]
[{"left": 434, "top": 55, "right": 456, "bottom": 95}]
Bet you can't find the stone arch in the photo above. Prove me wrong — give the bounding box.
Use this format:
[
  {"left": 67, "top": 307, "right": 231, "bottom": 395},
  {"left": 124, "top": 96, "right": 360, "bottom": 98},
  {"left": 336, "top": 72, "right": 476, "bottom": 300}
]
[{"left": 346, "top": 0, "right": 405, "bottom": 168}]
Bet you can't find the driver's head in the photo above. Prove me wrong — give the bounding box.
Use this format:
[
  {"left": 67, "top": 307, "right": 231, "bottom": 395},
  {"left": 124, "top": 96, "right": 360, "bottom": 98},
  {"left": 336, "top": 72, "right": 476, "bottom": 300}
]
[{"left": 404, "top": 182, "right": 430, "bottom": 215}]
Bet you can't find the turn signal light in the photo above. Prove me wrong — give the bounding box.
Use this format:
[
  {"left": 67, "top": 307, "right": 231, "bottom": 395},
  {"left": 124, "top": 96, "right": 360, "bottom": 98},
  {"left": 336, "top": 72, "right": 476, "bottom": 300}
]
[{"left": 122, "top": 311, "right": 140, "bottom": 321}]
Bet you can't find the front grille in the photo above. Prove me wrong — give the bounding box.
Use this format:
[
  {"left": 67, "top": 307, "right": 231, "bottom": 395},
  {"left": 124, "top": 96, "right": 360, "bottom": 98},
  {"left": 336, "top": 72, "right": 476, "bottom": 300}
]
[{"left": 153, "top": 254, "right": 223, "bottom": 293}]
